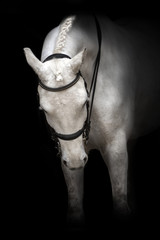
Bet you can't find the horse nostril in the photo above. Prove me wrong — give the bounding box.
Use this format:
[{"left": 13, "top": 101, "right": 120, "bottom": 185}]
[
  {"left": 63, "top": 160, "right": 67, "bottom": 166},
  {"left": 83, "top": 156, "right": 88, "bottom": 164}
]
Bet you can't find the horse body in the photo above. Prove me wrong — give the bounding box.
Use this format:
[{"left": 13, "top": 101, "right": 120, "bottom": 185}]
[{"left": 24, "top": 14, "right": 160, "bottom": 224}]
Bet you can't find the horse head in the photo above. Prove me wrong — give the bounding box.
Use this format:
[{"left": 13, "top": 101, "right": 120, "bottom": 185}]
[{"left": 24, "top": 47, "right": 89, "bottom": 170}]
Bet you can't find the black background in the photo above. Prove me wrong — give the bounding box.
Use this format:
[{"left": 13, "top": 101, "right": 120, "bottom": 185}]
[{"left": 3, "top": 1, "right": 160, "bottom": 238}]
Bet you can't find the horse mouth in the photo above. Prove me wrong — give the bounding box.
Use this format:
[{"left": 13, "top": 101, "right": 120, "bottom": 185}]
[{"left": 69, "top": 166, "right": 84, "bottom": 170}]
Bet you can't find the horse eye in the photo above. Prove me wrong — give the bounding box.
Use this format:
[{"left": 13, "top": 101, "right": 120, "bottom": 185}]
[
  {"left": 81, "top": 100, "right": 87, "bottom": 109},
  {"left": 84, "top": 99, "right": 89, "bottom": 106}
]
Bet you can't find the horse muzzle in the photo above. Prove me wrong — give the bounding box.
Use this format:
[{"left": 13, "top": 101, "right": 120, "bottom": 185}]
[{"left": 62, "top": 154, "right": 88, "bottom": 170}]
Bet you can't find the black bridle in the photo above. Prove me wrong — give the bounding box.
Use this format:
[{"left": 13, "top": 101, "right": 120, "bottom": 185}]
[{"left": 38, "top": 16, "right": 101, "bottom": 154}]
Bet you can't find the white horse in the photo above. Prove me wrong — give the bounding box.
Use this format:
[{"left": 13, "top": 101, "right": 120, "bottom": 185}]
[{"left": 24, "top": 14, "right": 160, "bottom": 225}]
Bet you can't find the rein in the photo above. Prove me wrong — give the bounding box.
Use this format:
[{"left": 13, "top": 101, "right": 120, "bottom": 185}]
[
  {"left": 38, "top": 16, "right": 102, "bottom": 151},
  {"left": 88, "top": 16, "right": 102, "bottom": 123}
]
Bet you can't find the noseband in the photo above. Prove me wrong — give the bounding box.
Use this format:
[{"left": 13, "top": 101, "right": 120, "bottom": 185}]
[{"left": 38, "top": 16, "right": 101, "bottom": 155}]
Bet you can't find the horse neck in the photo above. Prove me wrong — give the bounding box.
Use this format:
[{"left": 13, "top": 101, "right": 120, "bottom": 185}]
[
  {"left": 41, "top": 15, "right": 100, "bottom": 88},
  {"left": 57, "top": 15, "right": 100, "bottom": 87}
]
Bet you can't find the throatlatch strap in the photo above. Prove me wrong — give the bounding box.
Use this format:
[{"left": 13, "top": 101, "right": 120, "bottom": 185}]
[{"left": 43, "top": 53, "right": 71, "bottom": 62}]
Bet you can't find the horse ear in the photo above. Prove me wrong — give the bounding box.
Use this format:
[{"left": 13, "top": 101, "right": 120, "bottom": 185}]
[
  {"left": 23, "top": 48, "right": 43, "bottom": 75},
  {"left": 70, "top": 48, "right": 86, "bottom": 74}
]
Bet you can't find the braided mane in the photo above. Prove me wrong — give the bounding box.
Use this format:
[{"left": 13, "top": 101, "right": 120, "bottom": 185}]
[{"left": 54, "top": 16, "right": 75, "bottom": 53}]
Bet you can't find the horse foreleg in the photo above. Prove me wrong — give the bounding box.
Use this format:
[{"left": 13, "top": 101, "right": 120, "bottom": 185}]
[
  {"left": 61, "top": 164, "right": 84, "bottom": 226},
  {"left": 102, "top": 130, "right": 130, "bottom": 217}
]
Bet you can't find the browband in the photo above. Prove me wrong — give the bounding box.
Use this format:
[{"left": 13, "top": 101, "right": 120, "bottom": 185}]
[
  {"left": 38, "top": 72, "right": 81, "bottom": 92},
  {"left": 39, "top": 53, "right": 81, "bottom": 92}
]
